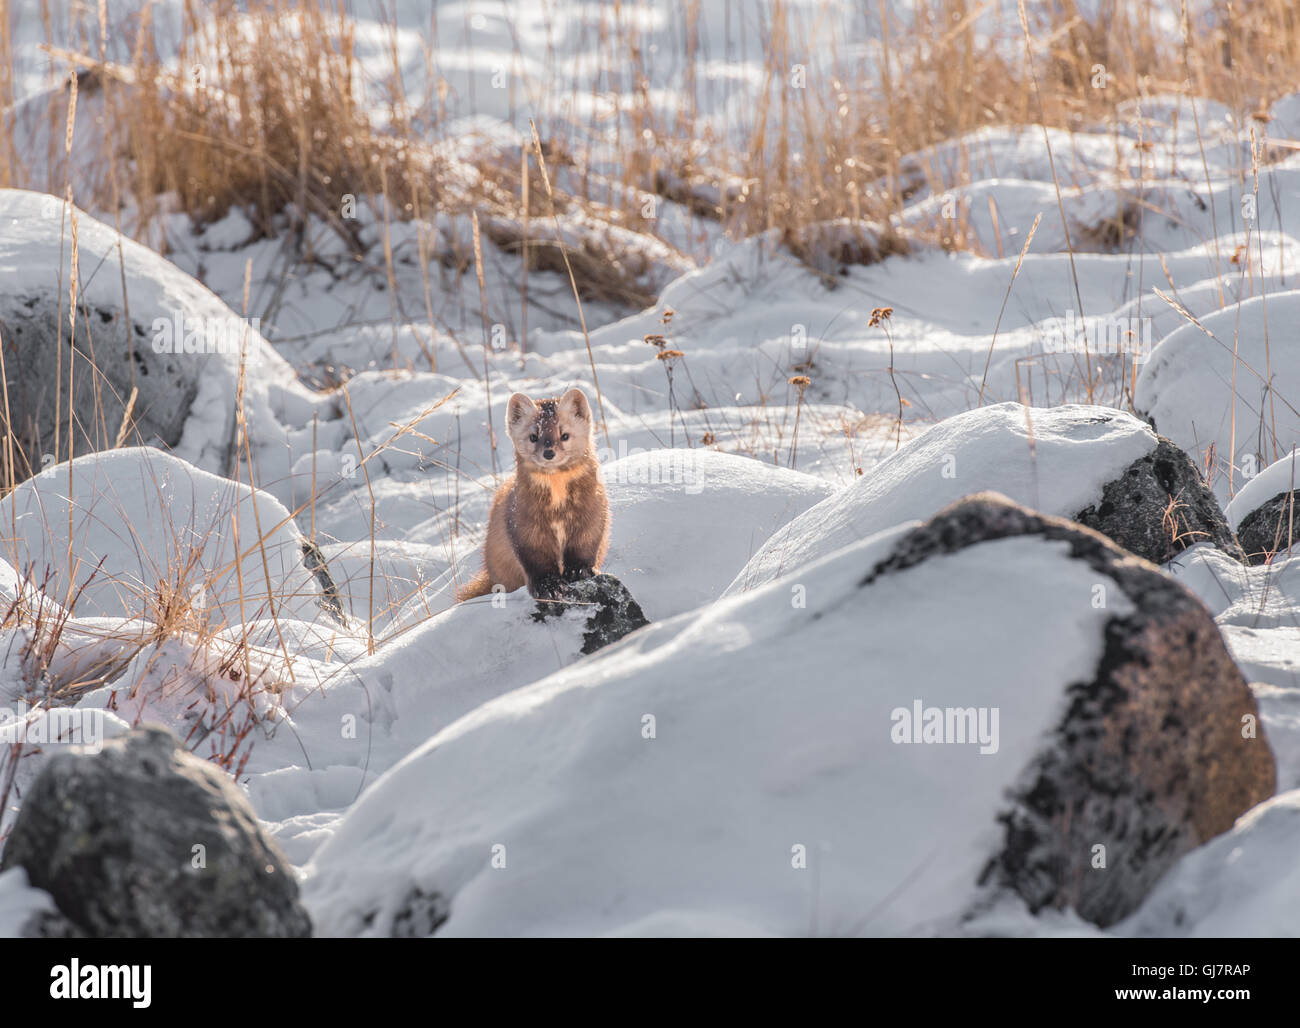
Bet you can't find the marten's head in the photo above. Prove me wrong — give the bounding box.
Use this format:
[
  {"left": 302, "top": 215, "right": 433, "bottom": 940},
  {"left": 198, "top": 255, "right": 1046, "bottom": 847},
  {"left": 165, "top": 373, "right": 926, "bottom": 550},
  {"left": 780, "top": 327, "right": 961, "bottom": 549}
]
[{"left": 506, "top": 388, "right": 594, "bottom": 471}]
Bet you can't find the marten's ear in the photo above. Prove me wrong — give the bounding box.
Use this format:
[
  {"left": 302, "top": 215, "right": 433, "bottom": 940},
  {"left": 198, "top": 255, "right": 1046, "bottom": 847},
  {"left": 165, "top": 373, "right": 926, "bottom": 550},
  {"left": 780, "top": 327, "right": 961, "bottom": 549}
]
[
  {"left": 559, "top": 388, "right": 591, "bottom": 422},
  {"left": 507, "top": 393, "right": 537, "bottom": 426}
]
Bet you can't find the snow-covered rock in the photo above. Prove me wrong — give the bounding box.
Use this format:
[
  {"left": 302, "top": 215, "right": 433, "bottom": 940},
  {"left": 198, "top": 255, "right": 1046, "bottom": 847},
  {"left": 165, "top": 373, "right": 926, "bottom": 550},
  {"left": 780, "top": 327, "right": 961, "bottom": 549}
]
[
  {"left": 1073, "top": 436, "right": 1243, "bottom": 564},
  {"left": 1225, "top": 449, "right": 1300, "bottom": 564},
  {"left": 0, "top": 447, "right": 331, "bottom": 627},
  {"left": 0, "top": 188, "right": 317, "bottom": 484},
  {"left": 301, "top": 493, "right": 1271, "bottom": 937},
  {"left": 529, "top": 574, "right": 649, "bottom": 654},
  {"left": 887, "top": 496, "right": 1272, "bottom": 927},
  {"left": 1, "top": 726, "right": 312, "bottom": 937},
  {"left": 727, "top": 403, "right": 1234, "bottom": 594}
]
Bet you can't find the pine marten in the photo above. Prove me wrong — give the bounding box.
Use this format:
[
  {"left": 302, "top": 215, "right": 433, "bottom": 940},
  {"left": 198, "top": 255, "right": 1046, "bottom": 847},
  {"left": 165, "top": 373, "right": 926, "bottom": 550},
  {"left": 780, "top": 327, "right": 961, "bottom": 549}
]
[{"left": 457, "top": 388, "right": 610, "bottom": 601}]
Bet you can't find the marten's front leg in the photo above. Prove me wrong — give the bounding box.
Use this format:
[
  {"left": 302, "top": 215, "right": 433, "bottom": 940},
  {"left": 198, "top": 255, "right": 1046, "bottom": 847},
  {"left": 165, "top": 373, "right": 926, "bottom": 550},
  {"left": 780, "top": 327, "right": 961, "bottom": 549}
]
[
  {"left": 562, "top": 508, "right": 608, "bottom": 582},
  {"left": 504, "top": 503, "right": 568, "bottom": 599},
  {"left": 510, "top": 535, "right": 566, "bottom": 599}
]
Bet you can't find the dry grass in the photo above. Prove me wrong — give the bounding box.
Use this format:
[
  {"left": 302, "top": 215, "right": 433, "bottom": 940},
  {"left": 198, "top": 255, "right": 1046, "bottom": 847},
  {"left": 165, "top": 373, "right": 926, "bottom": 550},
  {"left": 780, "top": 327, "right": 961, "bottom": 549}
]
[
  {"left": 4, "top": 0, "right": 1297, "bottom": 288},
  {"left": 119, "top": 1, "right": 412, "bottom": 243}
]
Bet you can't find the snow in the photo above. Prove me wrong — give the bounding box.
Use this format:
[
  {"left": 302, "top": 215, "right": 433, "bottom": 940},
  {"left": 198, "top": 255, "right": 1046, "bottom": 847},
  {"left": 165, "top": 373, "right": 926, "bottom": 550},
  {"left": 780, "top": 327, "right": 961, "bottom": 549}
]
[
  {"left": 0, "top": 867, "right": 57, "bottom": 938},
  {"left": 1119, "top": 791, "right": 1300, "bottom": 938},
  {"left": 319, "top": 539, "right": 455, "bottom": 633},
  {"left": 1136, "top": 292, "right": 1300, "bottom": 503},
  {"left": 52, "top": 552, "right": 641, "bottom": 862},
  {"left": 1167, "top": 543, "right": 1300, "bottom": 627},
  {"left": 592, "top": 449, "right": 834, "bottom": 618},
  {"left": 1163, "top": 544, "right": 1300, "bottom": 793},
  {"left": 0, "top": 447, "right": 325, "bottom": 629},
  {"left": 1217, "top": 628, "right": 1300, "bottom": 793},
  {"left": 727, "top": 403, "right": 1156, "bottom": 593}
]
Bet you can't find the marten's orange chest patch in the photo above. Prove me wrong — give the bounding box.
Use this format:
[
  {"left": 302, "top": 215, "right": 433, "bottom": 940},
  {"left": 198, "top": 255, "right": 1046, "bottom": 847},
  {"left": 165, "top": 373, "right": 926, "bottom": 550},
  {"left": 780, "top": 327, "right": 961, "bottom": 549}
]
[{"left": 533, "top": 465, "right": 585, "bottom": 511}]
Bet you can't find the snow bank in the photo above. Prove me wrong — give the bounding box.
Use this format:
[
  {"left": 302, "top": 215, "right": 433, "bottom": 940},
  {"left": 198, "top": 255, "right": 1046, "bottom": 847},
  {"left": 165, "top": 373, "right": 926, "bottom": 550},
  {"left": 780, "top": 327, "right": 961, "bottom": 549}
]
[
  {"left": 320, "top": 539, "right": 454, "bottom": 632},
  {"left": 0, "top": 447, "right": 325, "bottom": 626},
  {"left": 1121, "top": 791, "right": 1300, "bottom": 938},
  {"left": 1136, "top": 292, "right": 1300, "bottom": 502},
  {"left": 40, "top": 568, "right": 650, "bottom": 867},
  {"left": 1218, "top": 627, "right": 1300, "bottom": 793},
  {"left": 727, "top": 403, "right": 1156, "bottom": 593},
  {"left": 1165, "top": 545, "right": 1300, "bottom": 793},
  {"left": 1167, "top": 544, "right": 1300, "bottom": 628},
  {"left": 601, "top": 449, "right": 834, "bottom": 618}
]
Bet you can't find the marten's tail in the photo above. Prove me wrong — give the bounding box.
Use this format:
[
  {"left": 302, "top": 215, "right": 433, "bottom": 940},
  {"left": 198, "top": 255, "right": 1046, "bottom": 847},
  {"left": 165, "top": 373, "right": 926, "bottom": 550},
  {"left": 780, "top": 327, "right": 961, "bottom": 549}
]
[{"left": 455, "top": 568, "right": 492, "bottom": 602}]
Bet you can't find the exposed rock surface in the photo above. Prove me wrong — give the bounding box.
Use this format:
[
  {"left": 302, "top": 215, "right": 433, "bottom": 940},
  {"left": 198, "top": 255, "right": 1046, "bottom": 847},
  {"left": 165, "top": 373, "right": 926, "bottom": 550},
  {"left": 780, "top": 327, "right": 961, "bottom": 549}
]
[
  {"left": 1073, "top": 437, "right": 1244, "bottom": 564},
  {"left": 1235, "top": 491, "right": 1299, "bottom": 565},
  {"left": 0, "top": 726, "right": 312, "bottom": 938}
]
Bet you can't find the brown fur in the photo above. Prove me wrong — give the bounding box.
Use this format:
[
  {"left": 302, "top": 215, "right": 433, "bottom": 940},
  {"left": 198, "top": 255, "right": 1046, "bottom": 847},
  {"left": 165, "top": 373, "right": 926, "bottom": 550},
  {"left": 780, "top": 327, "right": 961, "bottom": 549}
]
[{"left": 457, "top": 388, "right": 610, "bottom": 601}]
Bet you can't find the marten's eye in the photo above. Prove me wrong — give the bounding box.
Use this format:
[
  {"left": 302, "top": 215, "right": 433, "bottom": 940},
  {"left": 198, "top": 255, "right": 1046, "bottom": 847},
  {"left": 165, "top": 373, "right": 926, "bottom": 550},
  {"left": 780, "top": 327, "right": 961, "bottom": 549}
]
[
  {"left": 561, "top": 433, "right": 570, "bottom": 441},
  {"left": 529, "top": 433, "right": 538, "bottom": 443}
]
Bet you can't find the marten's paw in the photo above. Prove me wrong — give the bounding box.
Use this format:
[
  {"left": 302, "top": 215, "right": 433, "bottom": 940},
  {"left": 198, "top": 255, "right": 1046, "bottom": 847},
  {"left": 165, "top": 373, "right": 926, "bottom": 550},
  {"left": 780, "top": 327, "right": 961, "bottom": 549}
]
[
  {"left": 563, "top": 565, "right": 595, "bottom": 582},
  {"left": 528, "top": 573, "right": 566, "bottom": 600}
]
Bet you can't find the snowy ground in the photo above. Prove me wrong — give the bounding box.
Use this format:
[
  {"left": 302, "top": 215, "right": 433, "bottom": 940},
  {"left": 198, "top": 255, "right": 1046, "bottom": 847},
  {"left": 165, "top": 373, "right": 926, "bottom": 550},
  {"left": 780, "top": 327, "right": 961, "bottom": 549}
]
[{"left": 2, "top": 1, "right": 1300, "bottom": 937}]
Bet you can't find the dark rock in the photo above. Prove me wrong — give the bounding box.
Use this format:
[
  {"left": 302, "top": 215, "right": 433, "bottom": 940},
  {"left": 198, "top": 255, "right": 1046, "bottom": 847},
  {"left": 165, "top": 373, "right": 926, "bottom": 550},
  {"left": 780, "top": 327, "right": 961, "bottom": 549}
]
[
  {"left": 865, "top": 491, "right": 1275, "bottom": 928},
  {"left": 1, "top": 725, "right": 311, "bottom": 937},
  {"left": 1074, "top": 437, "right": 1244, "bottom": 564},
  {"left": 0, "top": 291, "right": 199, "bottom": 473},
  {"left": 1236, "top": 490, "right": 1300, "bottom": 565},
  {"left": 530, "top": 573, "right": 649, "bottom": 654}
]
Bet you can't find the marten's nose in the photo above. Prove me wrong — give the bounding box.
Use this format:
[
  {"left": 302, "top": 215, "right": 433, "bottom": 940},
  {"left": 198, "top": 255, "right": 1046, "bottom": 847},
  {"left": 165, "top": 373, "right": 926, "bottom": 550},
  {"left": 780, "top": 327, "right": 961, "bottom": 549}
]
[{"left": 543, "top": 448, "right": 555, "bottom": 460}]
